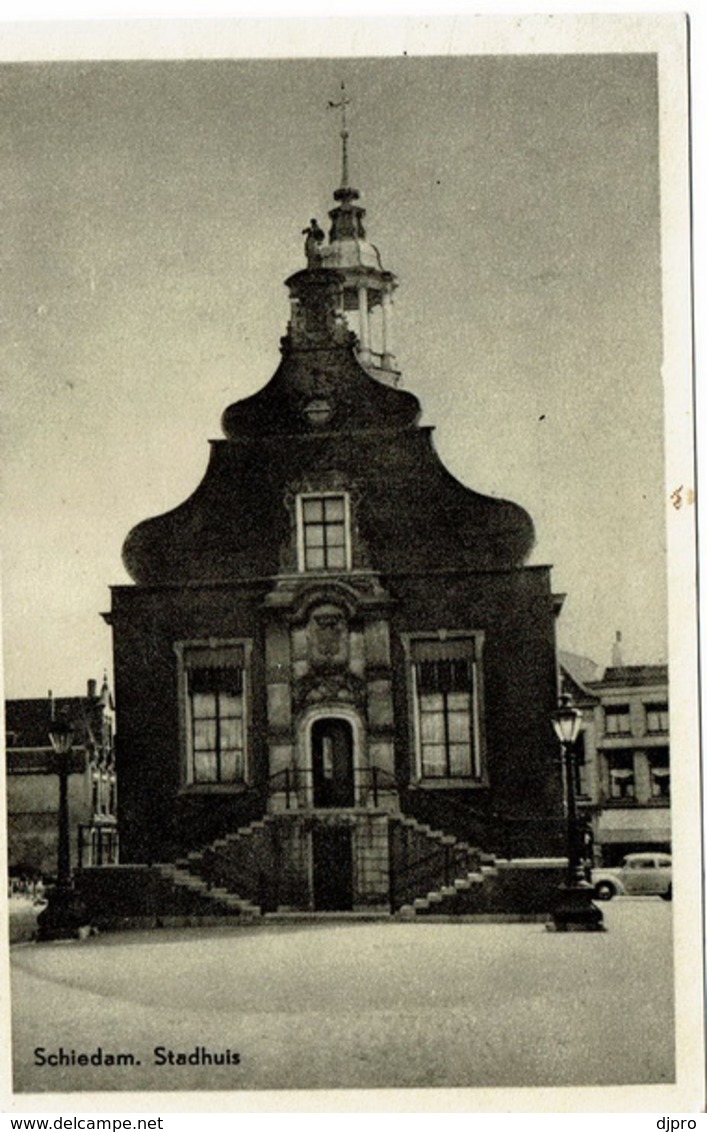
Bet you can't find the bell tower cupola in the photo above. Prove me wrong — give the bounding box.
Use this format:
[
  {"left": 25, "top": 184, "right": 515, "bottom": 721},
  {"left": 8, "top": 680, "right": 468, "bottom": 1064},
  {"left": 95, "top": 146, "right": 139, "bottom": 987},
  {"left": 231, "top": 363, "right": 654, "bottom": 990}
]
[{"left": 285, "top": 84, "right": 400, "bottom": 387}]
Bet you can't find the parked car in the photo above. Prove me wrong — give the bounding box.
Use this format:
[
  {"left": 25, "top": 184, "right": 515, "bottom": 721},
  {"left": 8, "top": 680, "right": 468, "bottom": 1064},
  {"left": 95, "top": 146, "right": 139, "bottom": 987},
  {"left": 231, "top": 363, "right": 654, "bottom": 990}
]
[{"left": 592, "top": 852, "right": 672, "bottom": 900}]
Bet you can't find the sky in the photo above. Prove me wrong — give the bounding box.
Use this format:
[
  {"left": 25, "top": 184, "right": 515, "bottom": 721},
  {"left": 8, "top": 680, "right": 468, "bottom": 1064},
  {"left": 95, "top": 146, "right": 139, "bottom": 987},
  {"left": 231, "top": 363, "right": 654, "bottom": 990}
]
[{"left": 0, "top": 28, "right": 687, "bottom": 699}]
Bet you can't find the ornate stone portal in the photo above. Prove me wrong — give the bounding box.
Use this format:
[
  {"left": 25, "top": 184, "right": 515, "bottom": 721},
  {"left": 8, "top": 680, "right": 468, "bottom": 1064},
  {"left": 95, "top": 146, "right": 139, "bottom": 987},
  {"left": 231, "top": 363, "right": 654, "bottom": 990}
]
[{"left": 264, "top": 576, "right": 396, "bottom": 816}]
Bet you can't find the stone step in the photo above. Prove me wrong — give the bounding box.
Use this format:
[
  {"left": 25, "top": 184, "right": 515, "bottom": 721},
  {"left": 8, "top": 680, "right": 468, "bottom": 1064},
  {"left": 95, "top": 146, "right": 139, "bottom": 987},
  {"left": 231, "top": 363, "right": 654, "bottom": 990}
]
[
  {"left": 401, "top": 818, "right": 433, "bottom": 836},
  {"left": 262, "top": 910, "right": 391, "bottom": 923},
  {"left": 224, "top": 900, "right": 260, "bottom": 914},
  {"left": 173, "top": 876, "right": 208, "bottom": 890},
  {"left": 172, "top": 878, "right": 260, "bottom": 915},
  {"left": 397, "top": 905, "right": 416, "bottom": 920}
]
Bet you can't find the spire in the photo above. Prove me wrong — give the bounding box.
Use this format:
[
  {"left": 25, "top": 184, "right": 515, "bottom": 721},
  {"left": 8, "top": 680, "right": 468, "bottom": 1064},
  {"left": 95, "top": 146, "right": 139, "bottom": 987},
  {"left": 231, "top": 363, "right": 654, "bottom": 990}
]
[
  {"left": 328, "top": 81, "right": 351, "bottom": 190},
  {"left": 327, "top": 82, "right": 363, "bottom": 232},
  {"left": 611, "top": 631, "right": 624, "bottom": 667},
  {"left": 100, "top": 671, "right": 112, "bottom": 710},
  {"left": 284, "top": 86, "right": 400, "bottom": 384}
]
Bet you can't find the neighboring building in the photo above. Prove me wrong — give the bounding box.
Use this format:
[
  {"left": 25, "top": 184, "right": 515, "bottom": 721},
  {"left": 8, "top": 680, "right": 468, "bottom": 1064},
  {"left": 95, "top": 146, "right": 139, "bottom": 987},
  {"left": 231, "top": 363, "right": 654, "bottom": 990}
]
[
  {"left": 103, "top": 146, "right": 568, "bottom": 915},
  {"left": 560, "top": 653, "right": 670, "bottom": 867},
  {"left": 589, "top": 663, "right": 670, "bottom": 866},
  {"left": 5, "top": 679, "right": 118, "bottom": 878}
]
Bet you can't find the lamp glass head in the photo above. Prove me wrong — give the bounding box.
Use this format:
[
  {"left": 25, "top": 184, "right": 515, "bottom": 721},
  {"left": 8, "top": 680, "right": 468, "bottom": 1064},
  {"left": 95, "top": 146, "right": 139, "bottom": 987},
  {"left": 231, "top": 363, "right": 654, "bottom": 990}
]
[
  {"left": 48, "top": 719, "right": 74, "bottom": 755},
  {"left": 552, "top": 695, "right": 583, "bottom": 746}
]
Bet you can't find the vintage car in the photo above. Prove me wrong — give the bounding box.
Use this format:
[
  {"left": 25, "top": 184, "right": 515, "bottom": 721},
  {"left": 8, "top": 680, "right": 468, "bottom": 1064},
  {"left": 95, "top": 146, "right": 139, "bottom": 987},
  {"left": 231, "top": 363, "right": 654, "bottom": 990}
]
[{"left": 592, "top": 851, "right": 672, "bottom": 900}]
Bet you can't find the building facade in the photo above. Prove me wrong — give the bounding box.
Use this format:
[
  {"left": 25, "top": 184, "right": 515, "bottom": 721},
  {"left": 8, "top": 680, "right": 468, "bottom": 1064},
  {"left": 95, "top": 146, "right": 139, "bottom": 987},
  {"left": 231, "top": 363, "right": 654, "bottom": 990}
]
[
  {"left": 105, "top": 162, "right": 567, "bottom": 914},
  {"left": 561, "top": 655, "right": 670, "bottom": 867},
  {"left": 5, "top": 678, "right": 117, "bottom": 879}
]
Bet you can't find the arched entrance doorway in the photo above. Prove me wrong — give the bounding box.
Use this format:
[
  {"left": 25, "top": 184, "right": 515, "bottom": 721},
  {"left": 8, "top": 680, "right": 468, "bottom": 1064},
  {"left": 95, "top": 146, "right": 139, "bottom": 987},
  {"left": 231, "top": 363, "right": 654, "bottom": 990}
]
[
  {"left": 311, "top": 717, "right": 355, "bottom": 808},
  {"left": 309, "top": 717, "right": 356, "bottom": 910}
]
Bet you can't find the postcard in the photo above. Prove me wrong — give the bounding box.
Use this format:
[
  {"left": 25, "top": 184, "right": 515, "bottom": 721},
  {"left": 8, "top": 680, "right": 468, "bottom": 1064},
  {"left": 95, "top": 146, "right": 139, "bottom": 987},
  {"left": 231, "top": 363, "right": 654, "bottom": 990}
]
[{"left": 1, "top": 12, "right": 702, "bottom": 1116}]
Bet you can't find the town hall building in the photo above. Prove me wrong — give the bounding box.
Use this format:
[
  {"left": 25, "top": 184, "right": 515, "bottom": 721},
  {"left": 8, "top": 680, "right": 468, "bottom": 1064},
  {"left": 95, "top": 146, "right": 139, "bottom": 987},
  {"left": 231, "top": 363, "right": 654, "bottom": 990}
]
[{"left": 93, "top": 118, "right": 569, "bottom": 920}]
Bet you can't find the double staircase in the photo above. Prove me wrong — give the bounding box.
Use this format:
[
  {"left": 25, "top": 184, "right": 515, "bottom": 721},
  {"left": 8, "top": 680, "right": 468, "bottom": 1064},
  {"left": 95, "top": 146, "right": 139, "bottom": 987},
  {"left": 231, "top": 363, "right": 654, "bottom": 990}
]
[{"left": 151, "top": 806, "right": 498, "bottom": 920}]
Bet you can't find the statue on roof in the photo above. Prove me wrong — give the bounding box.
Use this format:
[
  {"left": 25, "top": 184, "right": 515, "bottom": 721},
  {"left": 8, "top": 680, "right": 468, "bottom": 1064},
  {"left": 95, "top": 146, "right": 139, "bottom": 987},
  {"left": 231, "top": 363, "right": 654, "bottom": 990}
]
[{"left": 302, "top": 218, "right": 325, "bottom": 267}]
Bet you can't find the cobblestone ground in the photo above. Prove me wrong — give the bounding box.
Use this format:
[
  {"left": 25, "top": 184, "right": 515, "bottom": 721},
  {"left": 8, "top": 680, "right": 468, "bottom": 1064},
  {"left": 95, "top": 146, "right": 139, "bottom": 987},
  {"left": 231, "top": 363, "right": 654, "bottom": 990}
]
[{"left": 9, "top": 900, "right": 674, "bottom": 1094}]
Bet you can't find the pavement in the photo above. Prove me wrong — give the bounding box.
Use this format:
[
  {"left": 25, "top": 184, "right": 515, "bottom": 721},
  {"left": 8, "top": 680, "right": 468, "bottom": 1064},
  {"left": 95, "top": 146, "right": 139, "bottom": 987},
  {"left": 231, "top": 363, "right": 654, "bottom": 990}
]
[
  {"left": 8, "top": 898, "right": 674, "bottom": 1094},
  {"left": 8, "top": 895, "right": 46, "bottom": 944}
]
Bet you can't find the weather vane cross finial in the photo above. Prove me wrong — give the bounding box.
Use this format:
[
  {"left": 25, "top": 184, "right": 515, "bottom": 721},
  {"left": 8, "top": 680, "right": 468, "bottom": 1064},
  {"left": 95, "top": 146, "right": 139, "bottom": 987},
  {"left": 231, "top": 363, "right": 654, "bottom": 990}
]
[{"left": 328, "top": 81, "right": 351, "bottom": 188}]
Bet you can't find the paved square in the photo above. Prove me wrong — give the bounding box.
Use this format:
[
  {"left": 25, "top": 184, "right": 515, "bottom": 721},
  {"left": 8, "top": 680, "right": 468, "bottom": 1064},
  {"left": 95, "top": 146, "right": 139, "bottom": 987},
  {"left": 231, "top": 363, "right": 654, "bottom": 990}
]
[{"left": 10, "top": 899, "right": 674, "bottom": 1093}]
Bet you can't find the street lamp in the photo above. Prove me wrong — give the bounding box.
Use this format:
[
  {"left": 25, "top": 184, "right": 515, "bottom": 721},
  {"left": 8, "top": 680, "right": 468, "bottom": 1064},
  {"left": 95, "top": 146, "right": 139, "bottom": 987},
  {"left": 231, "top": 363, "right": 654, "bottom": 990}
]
[
  {"left": 549, "top": 694, "right": 605, "bottom": 932},
  {"left": 36, "top": 717, "right": 91, "bottom": 941}
]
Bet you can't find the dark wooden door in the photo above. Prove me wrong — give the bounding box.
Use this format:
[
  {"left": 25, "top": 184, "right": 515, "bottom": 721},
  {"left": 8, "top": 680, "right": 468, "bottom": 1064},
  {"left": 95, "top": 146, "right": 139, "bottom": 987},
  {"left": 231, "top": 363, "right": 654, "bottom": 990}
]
[
  {"left": 312, "top": 825, "right": 354, "bottom": 911},
  {"left": 311, "top": 718, "right": 355, "bottom": 808}
]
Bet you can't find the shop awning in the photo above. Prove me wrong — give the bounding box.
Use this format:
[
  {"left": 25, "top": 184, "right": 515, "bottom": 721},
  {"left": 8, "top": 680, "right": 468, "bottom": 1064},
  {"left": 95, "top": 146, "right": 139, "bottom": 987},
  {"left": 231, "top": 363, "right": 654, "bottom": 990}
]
[{"left": 598, "top": 807, "right": 671, "bottom": 844}]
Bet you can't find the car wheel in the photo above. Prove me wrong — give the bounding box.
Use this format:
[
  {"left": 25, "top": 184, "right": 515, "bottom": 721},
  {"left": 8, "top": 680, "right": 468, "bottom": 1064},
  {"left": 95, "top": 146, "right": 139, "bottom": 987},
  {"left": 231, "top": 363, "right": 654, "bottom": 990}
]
[
  {"left": 594, "top": 881, "right": 615, "bottom": 901},
  {"left": 660, "top": 885, "right": 672, "bottom": 902}
]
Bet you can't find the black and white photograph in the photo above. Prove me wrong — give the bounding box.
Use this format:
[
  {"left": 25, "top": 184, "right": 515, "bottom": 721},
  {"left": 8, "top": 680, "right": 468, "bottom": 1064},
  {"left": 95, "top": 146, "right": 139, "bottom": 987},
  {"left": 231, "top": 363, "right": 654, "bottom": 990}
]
[{"left": 1, "top": 12, "right": 702, "bottom": 1113}]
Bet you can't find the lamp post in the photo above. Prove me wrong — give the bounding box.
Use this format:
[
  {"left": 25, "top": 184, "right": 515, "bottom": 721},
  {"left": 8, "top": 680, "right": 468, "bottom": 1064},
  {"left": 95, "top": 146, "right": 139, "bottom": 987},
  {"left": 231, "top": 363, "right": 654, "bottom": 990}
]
[
  {"left": 549, "top": 695, "right": 605, "bottom": 932},
  {"left": 36, "top": 718, "right": 91, "bottom": 941}
]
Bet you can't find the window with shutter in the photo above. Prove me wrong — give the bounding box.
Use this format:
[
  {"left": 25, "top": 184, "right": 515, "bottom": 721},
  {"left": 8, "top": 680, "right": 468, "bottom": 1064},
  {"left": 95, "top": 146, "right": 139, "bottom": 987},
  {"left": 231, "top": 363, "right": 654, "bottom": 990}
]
[
  {"left": 177, "top": 642, "right": 250, "bottom": 786},
  {"left": 407, "top": 635, "right": 484, "bottom": 783}
]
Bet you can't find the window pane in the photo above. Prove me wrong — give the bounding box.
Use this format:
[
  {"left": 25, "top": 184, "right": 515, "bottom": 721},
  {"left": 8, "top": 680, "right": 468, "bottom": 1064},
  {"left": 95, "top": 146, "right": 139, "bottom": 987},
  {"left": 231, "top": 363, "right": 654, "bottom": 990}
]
[
  {"left": 326, "top": 524, "right": 346, "bottom": 547},
  {"left": 325, "top": 545, "right": 346, "bottom": 568},
  {"left": 305, "top": 525, "right": 325, "bottom": 547},
  {"left": 447, "top": 710, "right": 470, "bottom": 743},
  {"left": 303, "top": 499, "right": 324, "bottom": 521},
  {"left": 421, "top": 711, "right": 445, "bottom": 743},
  {"left": 193, "top": 719, "right": 217, "bottom": 751},
  {"left": 419, "top": 692, "right": 444, "bottom": 712},
  {"left": 421, "top": 745, "right": 447, "bottom": 776},
  {"left": 647, "top": 705, "right": 669, "bottom": 732},
  {"left": 305, "top": 546, "right": 325, "bottom": 569},
  {"left": 322, "top": 736, "right": 334, "bottom": 778},
  {"left": 220, "top": 692, "right": 242, "bottom": 719},
  {"left": 610, "top": 771, "right": 634, "bottom": 798},
  {"left": 192, "top": 692, "right": 216, "bottom": 719},
  {"left": 194, "top": 751, "right": 217, "bottom": 782},
  {"left": 447, "top": 691, "right": 470, "bottom": 713},
  {"left": 448, "top": 743, "right": 471, "bottom": 776},
  {"left": 324, "top": 497, "right": 345, "bottom": 521},
  {"left": 220, "top": 749, "right": 244, "bottom": 783},
  {"left": 220, "top": 717, "right": 243, "bottom": 751},
  {"left": 606, "top": 708, "right": 630, "bottom": 734}
]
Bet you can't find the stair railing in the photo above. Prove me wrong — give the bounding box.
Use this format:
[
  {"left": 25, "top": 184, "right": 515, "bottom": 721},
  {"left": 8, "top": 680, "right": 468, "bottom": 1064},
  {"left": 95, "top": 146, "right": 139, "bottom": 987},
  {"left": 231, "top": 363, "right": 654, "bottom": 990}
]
[
  {"left": 388, "top": 828, "right": 478, "bottom": 911},
  {"left": 401, "top": 781, "right": 565, "bottom": 858},
  {"left": 267, "top": 764, "right": 399, "bottom": 809}
]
